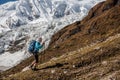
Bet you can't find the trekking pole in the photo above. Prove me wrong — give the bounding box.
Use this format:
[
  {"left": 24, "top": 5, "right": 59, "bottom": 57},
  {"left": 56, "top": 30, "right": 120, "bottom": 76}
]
[
  {"left": 42, "top": 40, "right": 45, "bottom": 63},
  {"left": 44, "top": 41, "right": 46, "bottom": 59},
  {"left": 42, "top": 38, "right": 47, "bottom": 62}
]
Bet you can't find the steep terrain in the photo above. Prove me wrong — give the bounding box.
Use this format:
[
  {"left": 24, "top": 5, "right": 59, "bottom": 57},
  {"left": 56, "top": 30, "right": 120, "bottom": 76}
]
[
  {"left": 0, "top": 0, "right": 105, "bottom": 70},
  {"left": 0, "top": 0, "right": 120, "bottom": 79}
]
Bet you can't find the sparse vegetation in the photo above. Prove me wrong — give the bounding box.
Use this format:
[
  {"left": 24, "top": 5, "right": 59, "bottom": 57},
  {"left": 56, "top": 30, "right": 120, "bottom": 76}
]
[{"left": 1, "top": 0, "right": 120, "bottom": 80}]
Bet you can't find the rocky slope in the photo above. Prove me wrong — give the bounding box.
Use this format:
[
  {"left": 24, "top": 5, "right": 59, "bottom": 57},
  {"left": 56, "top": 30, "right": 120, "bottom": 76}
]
[{"left": 0, "top": 0, "right": 120, "bottom": 80}]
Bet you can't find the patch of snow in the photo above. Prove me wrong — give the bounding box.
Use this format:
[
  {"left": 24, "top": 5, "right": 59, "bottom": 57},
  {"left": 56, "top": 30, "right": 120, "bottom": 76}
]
[{"left": 0, "top": 51, "right": 30, "bottom": 71}]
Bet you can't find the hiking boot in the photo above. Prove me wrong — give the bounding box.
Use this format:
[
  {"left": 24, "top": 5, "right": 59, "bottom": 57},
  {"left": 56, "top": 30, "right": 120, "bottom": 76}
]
[
  {"left": 29, "top": 65, "right": 33, "bottom": 69},
  {"left": 31, "top": 67, "right": 37, "bottom": 71}
]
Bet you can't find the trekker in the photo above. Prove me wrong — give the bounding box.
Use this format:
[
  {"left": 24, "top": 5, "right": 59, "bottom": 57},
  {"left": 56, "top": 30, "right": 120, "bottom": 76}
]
[{"left": 28, "top": 37, "right": 45, "bottom": 70}]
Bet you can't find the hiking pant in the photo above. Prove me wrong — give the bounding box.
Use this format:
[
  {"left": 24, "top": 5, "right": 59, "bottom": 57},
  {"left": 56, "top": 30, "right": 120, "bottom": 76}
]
[{"left": 33, "top": 53, "right": 39, "bottom": 63}]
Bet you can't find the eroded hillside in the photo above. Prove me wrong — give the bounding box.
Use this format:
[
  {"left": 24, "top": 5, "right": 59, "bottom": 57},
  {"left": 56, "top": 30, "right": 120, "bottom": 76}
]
[{"left": 0, "top": 0, "right": 120, "bottom": 80}]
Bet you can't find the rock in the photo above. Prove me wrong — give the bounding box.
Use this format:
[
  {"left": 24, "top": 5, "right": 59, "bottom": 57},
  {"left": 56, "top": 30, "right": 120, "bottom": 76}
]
[
  {"left": 73, "top": 65, "right": 76, "bottom": 68},
  {"left": 51, "top": 69, "right": 56, "bottom": 74},
  {"left": 64, "top": 71, "right": 67, "bottom": 74},
  {"left": 0, "top": 47, "right": 4, "bottom": 54}
]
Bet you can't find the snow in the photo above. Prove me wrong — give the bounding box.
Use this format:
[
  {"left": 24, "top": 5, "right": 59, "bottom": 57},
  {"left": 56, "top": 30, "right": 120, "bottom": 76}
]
[
  {"left": 0, "top": 51, "right": 30, "bottom": 71},
  {"left": 0, "top": 0, "right": 106, "bottom": 71},
  {"left": 0, "top": 0, "right": 105, "bottom": 32}
]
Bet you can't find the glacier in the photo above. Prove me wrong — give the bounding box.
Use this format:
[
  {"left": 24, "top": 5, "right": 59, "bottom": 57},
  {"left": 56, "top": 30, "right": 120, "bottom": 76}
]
[{"left": 0, "top": 0, "right": 105, "bottom": 71}]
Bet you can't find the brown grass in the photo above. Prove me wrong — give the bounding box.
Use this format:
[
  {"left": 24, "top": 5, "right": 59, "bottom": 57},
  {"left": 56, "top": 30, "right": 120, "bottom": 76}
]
[
  {"left": 4, "top": 34, "right": 120, "bottom": 80},
  {"left": 1, "top": 0, "right": 120, "bottom": 80}
]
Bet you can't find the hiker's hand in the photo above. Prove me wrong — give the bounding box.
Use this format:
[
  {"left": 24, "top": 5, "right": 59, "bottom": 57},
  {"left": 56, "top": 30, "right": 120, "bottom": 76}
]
[{"left": 43, "top": 42, "right": 45, "bottom": 45}]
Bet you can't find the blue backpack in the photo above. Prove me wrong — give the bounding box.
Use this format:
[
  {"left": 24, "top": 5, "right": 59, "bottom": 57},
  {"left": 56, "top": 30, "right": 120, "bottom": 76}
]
[{"left": 28, "top": 40, "right": 36, "bottom": 53}]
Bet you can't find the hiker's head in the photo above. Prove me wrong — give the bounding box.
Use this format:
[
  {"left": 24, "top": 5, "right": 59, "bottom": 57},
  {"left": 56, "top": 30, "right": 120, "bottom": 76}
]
[{"left": 39, "top": 37, "right": 42, "bottom": 42}]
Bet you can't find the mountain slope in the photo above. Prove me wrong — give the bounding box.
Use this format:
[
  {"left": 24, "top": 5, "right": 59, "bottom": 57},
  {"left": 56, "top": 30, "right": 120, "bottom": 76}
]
[
  {"left": 0, "top": 0, "right": 105, "bottom": 71},
  {"left": 1, "top": 0, "right": 120, "bottom": 79},
  {"left": 4, "top": 33, "right": 120, "bottom": 80}
]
